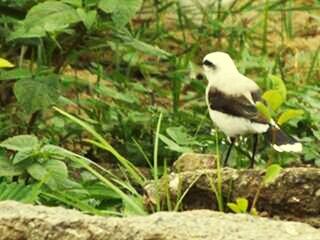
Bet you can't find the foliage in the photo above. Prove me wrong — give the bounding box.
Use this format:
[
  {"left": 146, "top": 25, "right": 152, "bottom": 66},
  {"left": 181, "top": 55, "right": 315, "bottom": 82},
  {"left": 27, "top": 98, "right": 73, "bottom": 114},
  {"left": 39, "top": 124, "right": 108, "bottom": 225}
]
[
  {"left": 228, "top": 164, "right": 282, "bottom": 214},
  {"left": 0, "top": 58, "right": 14, "bottom": 68},
  {"left": 227, "top": 198, "right": 249, "bottom": 214},
  {"left": 258, "top": 75, "right": 304, "bottom": 126}
]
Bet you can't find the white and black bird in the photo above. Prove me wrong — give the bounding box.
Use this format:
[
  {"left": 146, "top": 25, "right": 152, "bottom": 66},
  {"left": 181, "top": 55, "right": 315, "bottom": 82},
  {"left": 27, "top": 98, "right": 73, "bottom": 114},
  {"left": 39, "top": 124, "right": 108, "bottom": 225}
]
[{"left": 202, "top": 51, "right": 302, "bottom": 167}]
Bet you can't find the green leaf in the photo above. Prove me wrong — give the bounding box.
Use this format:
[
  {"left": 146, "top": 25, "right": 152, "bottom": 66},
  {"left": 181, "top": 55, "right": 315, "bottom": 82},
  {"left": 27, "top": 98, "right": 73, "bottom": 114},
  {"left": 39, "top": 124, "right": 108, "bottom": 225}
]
[
  {"left": 0, "top": 151, "right": 23, "bottom": 177},
  {"left": 0, "top": 68, "right": 32, "bottom": 81},
  {"left": 41, "top": 144, "right": 71, "bottom": 156},
  {"left": 277, "top": 109, "right": 304, "bottom": 126},
  {"left": 262, "top": 90, "right": 284, "bottom": 111},
  {"left": 98, "top": 0, "right": 143, "bottom": 27},
  {"left": 123, "top": 196, "right": 145, "bottom": 216},
  {"left": 44, "top": 160, "right": 68, "bottom": 180},
  {"left": 263, "top": 164, "right": 282, "bottom": 186},
  {"left": 159, "top": 134, "right": 192, "bottom": 153},
  {"left": 14, "top": 75, "right": 60, "bottom": 113},
  {"left": 227, "top": 202, "right": 241, "bottom": 213},
  {"left": 256, "top": 101, "right": 271, "bottom": 120},
  {"left": 27, "top": 163, "right": 47, "bottom": 181},
  {"left": 236, "top": 198, "right": 248, "bottom": 213},
  {"left": 27, "top": 160, "right": 68, "bottom": 189},
  {"left": 167, "top": 127, "right": 190, "bottom": 145},
  {"left": 10, "top": 1, "right": 80, "bottom": 40},
  {"left": 62, "top": 0, "right": 82, "bottom": 7},
  {"left": 0, "top": 58, "right": 14, "bottom": 68},
  {"left": 0, "top": 182, "right": 39, "bottom": 203},
  {"left": 77, "top": 8, "right": 97, "bottom": 30},
  {"left": 13, "top": 150, "right": 34, "bottom": 164},
  {"left": 97, "top": 85, "right": 139, "bottom": 104},
  {"left": 166, "top": 127, "right": 199, "bottom": 146},
  {"left": 114, "top": 29, "right": 172, "bottom": 59},
  {"left": 269, "top": 75, "right": 287, "bottom": 100},
  {"left": 0, "top": 135, "right": 39, "bottom": 152}
]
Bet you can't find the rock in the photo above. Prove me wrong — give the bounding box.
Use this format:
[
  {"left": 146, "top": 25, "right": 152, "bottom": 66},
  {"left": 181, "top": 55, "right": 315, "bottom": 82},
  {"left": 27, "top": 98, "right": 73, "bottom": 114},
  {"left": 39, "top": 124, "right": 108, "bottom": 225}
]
[
  {"left": 145, "top": 167, "right": 320, "bottom": 227},
  {"left": 0, "top": 201, "right": 319, "bottom": 240},
  {"left": 173, "top": 153, "right": 217, "bottom": 172}
]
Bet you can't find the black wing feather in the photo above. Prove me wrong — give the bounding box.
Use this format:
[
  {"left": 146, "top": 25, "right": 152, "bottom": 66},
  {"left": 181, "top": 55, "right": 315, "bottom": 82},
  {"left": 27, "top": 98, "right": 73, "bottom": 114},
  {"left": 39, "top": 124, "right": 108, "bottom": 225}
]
[{"left": 208, "top": 87, "right": 268, "bottom": 124}]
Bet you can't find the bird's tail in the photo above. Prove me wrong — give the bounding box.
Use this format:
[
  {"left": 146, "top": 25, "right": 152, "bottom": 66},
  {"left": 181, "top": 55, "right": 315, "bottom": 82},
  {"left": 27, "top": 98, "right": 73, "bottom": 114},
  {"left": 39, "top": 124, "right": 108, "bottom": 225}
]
[{"left": 266, "top": 125, "right": 302, "bottom": 152}]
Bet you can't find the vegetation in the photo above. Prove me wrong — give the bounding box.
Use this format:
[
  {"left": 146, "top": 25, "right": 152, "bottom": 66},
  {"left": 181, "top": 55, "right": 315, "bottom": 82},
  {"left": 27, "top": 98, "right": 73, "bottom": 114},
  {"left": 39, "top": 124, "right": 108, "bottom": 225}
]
[{"left": 0, "top": 0, "right": 319, "bottom": 217}]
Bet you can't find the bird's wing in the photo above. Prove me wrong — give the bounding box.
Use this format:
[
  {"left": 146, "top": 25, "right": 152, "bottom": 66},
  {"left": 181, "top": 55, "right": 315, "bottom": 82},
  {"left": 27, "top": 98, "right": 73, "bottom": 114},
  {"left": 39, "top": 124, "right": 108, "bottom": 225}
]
[{"left": 208, "top": 87, "right": 269, "bottom": 124}]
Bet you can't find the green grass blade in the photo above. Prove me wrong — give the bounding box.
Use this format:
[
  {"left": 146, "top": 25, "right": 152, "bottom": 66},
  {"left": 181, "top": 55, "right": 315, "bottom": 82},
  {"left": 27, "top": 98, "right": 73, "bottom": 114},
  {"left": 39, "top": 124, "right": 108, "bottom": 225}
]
[
  {"left": 53, "top": 107, "right": 145, "bottom": 186},
  {"left": 154, "top": 112, "right": 163, "bottom": 212}
]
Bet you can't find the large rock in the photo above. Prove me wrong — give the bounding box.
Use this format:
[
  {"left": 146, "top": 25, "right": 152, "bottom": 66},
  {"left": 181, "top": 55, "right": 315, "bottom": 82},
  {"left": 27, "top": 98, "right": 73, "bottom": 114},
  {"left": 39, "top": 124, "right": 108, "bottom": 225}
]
[
  {"left": 145, "top": 161, "right": 320, "bottom": 227},
  {"left": 0, "top": 201, "right": 319, "bottom": 240}
]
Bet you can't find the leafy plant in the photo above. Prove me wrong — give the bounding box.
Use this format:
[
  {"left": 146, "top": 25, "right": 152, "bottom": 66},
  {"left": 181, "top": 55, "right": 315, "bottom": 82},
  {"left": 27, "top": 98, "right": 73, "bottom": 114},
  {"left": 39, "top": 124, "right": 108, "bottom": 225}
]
[
  {"left": 228, "top": 164, "right": 282, "bottom": 215},
  {"left": 250, "top": 164, "right": 282, "bottom": 213},
  {"left": 159, "top": 126, "right": 201, "bottom": 153},
  {"left": 257, "top": 75, "right": 304, "bottom": 126},
  {"left": 0, "top": 134, "right": 147, "bottom": 215},
  {"left": 227, "top": 197, "right": 249, "bottom": 214},
  {"left": 0, "top": 135, "right": 70, "bottom": 190}
]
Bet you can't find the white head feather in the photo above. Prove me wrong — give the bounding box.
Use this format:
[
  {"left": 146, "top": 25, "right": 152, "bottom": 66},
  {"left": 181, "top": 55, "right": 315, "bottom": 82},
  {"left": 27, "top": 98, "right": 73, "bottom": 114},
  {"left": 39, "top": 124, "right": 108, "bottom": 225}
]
[{"left": 202, "top": 51, "right": 259, "bottom": 95}]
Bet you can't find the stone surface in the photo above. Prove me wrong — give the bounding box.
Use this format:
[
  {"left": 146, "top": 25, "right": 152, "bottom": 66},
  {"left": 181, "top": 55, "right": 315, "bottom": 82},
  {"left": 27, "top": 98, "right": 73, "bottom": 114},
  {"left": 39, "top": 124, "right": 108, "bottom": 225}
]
[
  {"left": 145, "top": 166, "right": 320, "bottom": 227},
  {"left": 173, "top": 153, "right": 216, "bottom": 172},
  {"left": 0, "top": 201, "right": 319, "bottom": 240}
]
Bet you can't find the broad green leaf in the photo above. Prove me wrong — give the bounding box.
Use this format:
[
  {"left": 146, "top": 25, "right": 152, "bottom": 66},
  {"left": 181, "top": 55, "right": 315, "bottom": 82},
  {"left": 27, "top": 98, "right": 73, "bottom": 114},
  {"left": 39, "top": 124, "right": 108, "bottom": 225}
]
[
  {"left": 98, "top": 0, "right": 143, "bottom": 27},
  {"left": 277, "top": 109, "right": 304, "bottom": 125},
  {"left": 97, "top": 85, "right": 139, "bottom": 104},
  {"left": 263, "top": 164, "right": 282, "bottom": 186},
  {"left": 13, "top": 150, "right": 34, "bottom": 164},
  {"left": 0, "top": 68, "right": 32, "bottom": 81},
  {"left": 256, "top": 101, "right": 271, "bottom": 120},
  {"left": 45, "top": 160, "right": 68, "bottom": 182},
  {"left": 167, "top": 127, "right": 190, "bottom": 145},
  {"left": 0, "top": 58, "right": 14, "bottom": 68},
  {"left": 0, "top": 135, "right": 39, "bottom": 152},
  {"left": 27, "top": 160, "right": 68, "bottom": 189},
  {"left": 227, "top": 202, "right": 241, "bottom": 213},
  {"left": 10, "top": 1, "right": 80, "bottom": 40},
  {"left": 269, "top": 75, "right": 287, "bottom": 100},
  {"left": 0, "top": 151, "right": 23, "bottom": 177},
  {"left": 159, "top": 134, "right": 192, "bottom": 153},
  {"left": 77, "top": 8, "right": 97, "bottom": 30},
  {"left": 262, "top": 90, "right": 284, "bottom": 111},
  {"left": 41, "top": 144, "right": 72, "bottom": 156},
  {"left": 63, "top": 0, "right": 82, "bottom": 7},
  {"left": 166, "top": 127, "right": 199, "bottom": 146},
  {"left": 27, "top": 163, "right": 47, "bottom": 181},
  {"left": 236, "top": 198, "right": 248, "bottom": 213},
  {"left": 14, "top": 75, "right": 60, "bottom": 113},
  {"left": 115, "top": 29, "right": 172, "bottom": 59}
]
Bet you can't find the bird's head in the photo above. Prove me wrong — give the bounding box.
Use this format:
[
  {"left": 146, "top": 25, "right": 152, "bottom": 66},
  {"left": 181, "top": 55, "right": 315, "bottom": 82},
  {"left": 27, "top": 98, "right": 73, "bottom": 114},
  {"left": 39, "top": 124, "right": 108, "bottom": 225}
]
[{"left": 202, "top": 52, "right": 238, "bottom": 83}]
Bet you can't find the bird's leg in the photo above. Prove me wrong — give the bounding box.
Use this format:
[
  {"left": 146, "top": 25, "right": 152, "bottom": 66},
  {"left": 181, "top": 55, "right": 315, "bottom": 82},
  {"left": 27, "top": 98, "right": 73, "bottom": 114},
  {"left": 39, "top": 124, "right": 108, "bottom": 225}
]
[
  {"left": 224, "top": 137, "right": 235, "bottom": 166},
  {"left": 250, "top": 134, "right": 258, "bottom": 168}
]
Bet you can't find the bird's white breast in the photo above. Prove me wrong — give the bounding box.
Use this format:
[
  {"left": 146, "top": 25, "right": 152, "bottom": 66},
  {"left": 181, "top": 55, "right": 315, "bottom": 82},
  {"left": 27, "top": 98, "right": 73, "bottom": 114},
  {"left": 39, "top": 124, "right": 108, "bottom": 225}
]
[
  {"left": 208, "top": 109, "right": 269, "bottom": 137},
  {"left": 205, "top": 84, "right": 269, "bottom": 137}
]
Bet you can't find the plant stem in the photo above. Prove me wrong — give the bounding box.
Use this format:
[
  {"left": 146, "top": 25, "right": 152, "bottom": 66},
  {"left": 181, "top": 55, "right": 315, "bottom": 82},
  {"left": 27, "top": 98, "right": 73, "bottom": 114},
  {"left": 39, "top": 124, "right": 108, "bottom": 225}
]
[
  {"left": 154, "top": 112, "right": 163, "bottom": 212},
  {"left": 262, "top": 0, "right": 269, "bottom": 55}
]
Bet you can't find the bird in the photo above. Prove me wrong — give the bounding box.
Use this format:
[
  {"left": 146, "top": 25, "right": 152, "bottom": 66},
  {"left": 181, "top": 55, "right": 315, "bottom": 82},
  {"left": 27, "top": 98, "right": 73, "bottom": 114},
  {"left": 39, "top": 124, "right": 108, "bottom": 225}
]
[{"left": 202, "top": 51, "right": 302, "bottom": 168}]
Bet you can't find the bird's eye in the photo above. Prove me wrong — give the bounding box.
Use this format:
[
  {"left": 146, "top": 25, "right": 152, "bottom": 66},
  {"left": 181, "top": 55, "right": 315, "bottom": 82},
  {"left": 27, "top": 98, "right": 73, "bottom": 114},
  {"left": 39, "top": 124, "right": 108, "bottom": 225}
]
[{"left": 202, "top": 60, "right": 216, "bottom": 69}]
